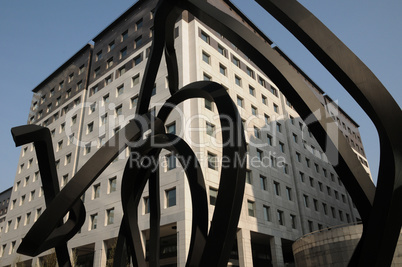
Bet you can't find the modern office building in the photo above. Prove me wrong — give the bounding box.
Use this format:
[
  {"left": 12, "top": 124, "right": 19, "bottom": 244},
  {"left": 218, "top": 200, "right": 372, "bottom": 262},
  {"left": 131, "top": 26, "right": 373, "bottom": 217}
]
[{"left": 0, "top": 0, "right": 371, "bottom": 266}]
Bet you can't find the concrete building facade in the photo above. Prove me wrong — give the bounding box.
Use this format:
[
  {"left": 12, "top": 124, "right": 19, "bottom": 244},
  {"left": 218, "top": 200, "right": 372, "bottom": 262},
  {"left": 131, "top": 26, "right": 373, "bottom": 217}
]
[{"left": 0, "top": 0, "right": 370, "bottom": 266}]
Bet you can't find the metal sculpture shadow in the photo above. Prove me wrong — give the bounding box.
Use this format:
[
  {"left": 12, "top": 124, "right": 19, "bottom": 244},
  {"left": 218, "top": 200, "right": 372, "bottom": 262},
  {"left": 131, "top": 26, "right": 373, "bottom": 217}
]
[{"left": 11, "top": 0, "right": 401, "bottom": 266}]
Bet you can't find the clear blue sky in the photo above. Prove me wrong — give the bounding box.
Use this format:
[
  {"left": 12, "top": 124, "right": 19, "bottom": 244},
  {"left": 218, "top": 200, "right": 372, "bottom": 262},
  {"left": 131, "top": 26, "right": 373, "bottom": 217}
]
[{"left": 0, "top": 0, "right": 400, "bottom": 193}]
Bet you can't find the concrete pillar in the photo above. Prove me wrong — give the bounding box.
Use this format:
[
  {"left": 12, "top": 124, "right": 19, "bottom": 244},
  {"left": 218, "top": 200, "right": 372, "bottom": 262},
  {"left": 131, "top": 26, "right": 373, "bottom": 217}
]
[
  {"left": 93, "top": 240, "right": 106, "bottom": 267},
  {"left": 177, "top": 216, "right": 192, "bottom": 267},
  {"left": 270, "top": 235, "right": 284, "bottom": 267},
  {"left": 237, "top": 228, "right": 254, "bottom": 267},
  {"left": 31, "top": 257, "right": 39, "bottom": 267}
]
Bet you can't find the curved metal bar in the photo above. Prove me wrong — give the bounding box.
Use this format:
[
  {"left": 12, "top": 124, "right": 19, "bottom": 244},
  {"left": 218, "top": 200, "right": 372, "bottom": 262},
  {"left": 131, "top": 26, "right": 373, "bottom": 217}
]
[
  {"left": 116, "top": 134, "right": 209, "bottom": 267},
  {"left": 11, "top": 125, "right": 85, "bottom": 267},
  {"left": 136, "top": 0, "right": 183, "bottom": 115},
  {"left": 13, "top": 115, "right": 163, "bottom": 260},
  {"left": 254, "top": 1, "right": 402, "bottom": 265},
  {"left": 180, "top": 0, "right": 375, "bottom": 224},
  {"left": 158, "top": 81, "right": 247, "bottom": 267}
]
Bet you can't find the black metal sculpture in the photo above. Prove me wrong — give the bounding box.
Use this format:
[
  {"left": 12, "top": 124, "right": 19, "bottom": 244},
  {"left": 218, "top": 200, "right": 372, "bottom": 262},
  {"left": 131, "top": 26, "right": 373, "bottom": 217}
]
[{"left": 11, "top": 0, "right": 401, "bottom": 266}]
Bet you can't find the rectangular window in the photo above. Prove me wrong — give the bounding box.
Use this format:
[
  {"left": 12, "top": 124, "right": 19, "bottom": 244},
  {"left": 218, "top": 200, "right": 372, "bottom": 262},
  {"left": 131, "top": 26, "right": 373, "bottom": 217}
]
[
  {"left": 132, "top": 74, "right": 140, "bottom": 86},
  {"left": 166, "top": 154, "right": 176, "bottom": 170},
  {"left": 246, "top": 170, "right": 252, "bottom": 184},
  {"left": 251, "top": 105, "right": 257, "bottom": 116},
  {"left": 296, "top": 152, "right": 301, "bottom": 162},
  {"left": 303, "top": 195, "right": 309, "bottom": 208},
  {"left": 167, "top": 122, "right": 176, "bottom": 134},
  {"left": 258, "top": 76, "right": 266, "bottom": 87},
  {"left": 106, "top": 57, "right": 113, "bottom": 69},
  {"left": 251, "top": 126, "right": 259, "bottom": 139},
  {"left": 286, "top": 187, "right": 292, "bottom": 201},
  {"left": 200, "top": 31, "right": 210, "bottom": 44},
  {"left": 120, "top": 47, "right": 127, "bottom": 59},
  {"left": 235, "top": 75, "right": 242, "bottom": 86},
  {"left": 308, "top": 220, "right": 314, "bottom": 232},
  {"left": 203, "top": 73, "right": 212, "bottom": 81},
  {"left": 105, "top": 75, "right": 112, "bottom": 85},
  {"left": 314, "top": 163, "right": 320, "bottom": 173},
  {"left": 90, "top": 103, "right": 96, "bottom": 114},
  {"left": 207, "top": 152, "right": 217, "bottom": 170},
  {"left": 202, "top": 51, "right": 210, "bottom": 64},
  {"left": 322, "top": 203, "right": 328, "bottom": 215},
  {"left": 209, "top": 187, "right": 218, "bottom": 206},
  {"left": 143, "top": 197, "right": 150, "bottom": 214},
  {"left": 219, "top": 64, "right": 227, "bottom": 75},
  {"left": 232, "top": 56, "right": 240, "bottom": 67},
  {"left": 279, "top": 142, "right": 285, "bottom": 153},
  {"left": 93, "top": 184, "right": 100, "bottom": 199},
  {"left": 256, "top": 149, "right": 263, "bottom": 161},
  {"left": 103, "top": 94, "right": 110, "bottom": 106},
  {"left": 166, "top": 188, "right": 176, "bottom": 207},
  {"left": 85, "top": 143, "right": 91, "bottom": 155},
  {"left": 313, "top": 199, "right": 319, "bottom": 211},
  {"left": 16, "top": 216, "right": 21, "bottom": 229},
  {"left": 115, "top": 105, "right": 123, "bottom": 117},
  {"left": 273, "top": 103, "right": 279, "bottom": 113},
  {"left": 106, "top": 208, "right": 115, "bottom": 225},
  {"left": 87, "top": 122, "right": 94, "bottom": 134},
  {"left": 276, "top": 123, "right": 282, "bottom": 133},
  {"left": 331, "top": 207, "right": 336, "bottom": 218},
  {"left": 260, "top": 175, "right": 267, "bottom": 190},
  {"left": 10, "top": 241, "right": 16, "bottom": 254},
  {"left": 267, "top": 134, "right": 273, "bottom": 146},
  {"left": 118, "top": 66, "right": 126, "bottom": 77},
  {"left": 274, "top": 181, "right": 280, "bottom": 196},
  {"left": 247, "top": 200, "right": 255, "bottom": 217},
  {"left": 90, "top": 86, "right": 99, "bottom": 97},
  {"left": 94, "top": 67, "right": 100, "bottom": 78},
  {"left": 309, "top": 177, "right": 314, "bottom": 187},
  {"left": 237, "top": 96, "right": 244, "bottom": 108},
  {"left": 96, "top": 50, "right": 103, "bottom": 61},
  {"left": 277, "top": 210, "right": 284, "bottom": 225},
  {"left": 121, "top": 30, "right": 128, "bottom": 41},
  {"left": 293, "top": 133, "right": 298, "bottom": 143},
  {"left": 65, "top": 153, "right": 71, "bottom": 165},
  {"left": 263, "top": 205, "right": 270, "bottom": 221},
  {"left": 262, "top": 95, "right": 267, "bottom": 105},
  {"left": 206, "top": 122, "right": 215, "bottom": 137},
  {"left": 109, "top": 177, "right": 117, "bottom": 193},
  {"left": 90, "top": 214, "right": 98, "bottom": 230},
  {"left": 289, "top": 115, "right": 294, "bottom": 125},
  {"left": 57, "top": 140, "right": 63, "bottom": 151},
  {"left": 291, "top": 214, "right": 297, "bottom": 229},
  {"left": 269, "top": 86, "right": 278, "bottom": 96},
  {"left": 131, "top": 96, "right": 138, "bottom": 109},
  {"left": 246, "top": 67, "right": 254, "bottom": 78},
  {"left": 108, "top": 41, "right": 115, "bottom": 51},
  {"left": 134, "top": 36, "right": 142, "bottom": 49},
  {"left": 135, "top": 18, "right": 143, "bottom": 31},
  {"left": 306, "top": 157, "right": 310, "bottom": 168},
  {"left": 218, "top": 44, "right": 226, "bottom": 56}
]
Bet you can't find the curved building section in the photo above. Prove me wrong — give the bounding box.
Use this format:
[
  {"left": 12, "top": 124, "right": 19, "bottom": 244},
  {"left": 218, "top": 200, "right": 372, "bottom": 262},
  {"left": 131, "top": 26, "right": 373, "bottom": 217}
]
[{"left": 293, "top": 224, "right": 402, "bottom": 266}]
